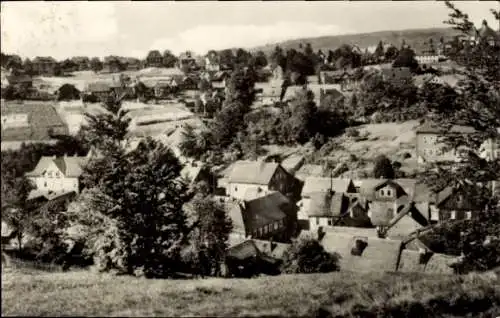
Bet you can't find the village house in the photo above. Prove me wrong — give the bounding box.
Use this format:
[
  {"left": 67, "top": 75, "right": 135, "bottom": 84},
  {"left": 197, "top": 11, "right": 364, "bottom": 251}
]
[
  {"left": 205, "top": 50, "right": 220, "bottom": 72},
  {"left": 32, "top": 57, "right": 58, "bottom": 76},
  {"left": 178, "top": 51, "right": 198, "bottom": 71},
  {"left": 255, "top": 83, "right": 283, "bottom": 105},
  {"left": 415, "top": 121, "right": 480, "bottom": 164},
  {"left": 303, "top": 226, "right": 403, "bottom": 273},
  {"left": 227, "top": 191, "right": 298, "bottom": 243},
  {"left": 25, "top": 153, "right": 91, "bottom": 197},
  {"left": 298, "top": 177, "right": 372, "bottom": 230},
  {"left": 350, "top": 178, "right": 432, "bottom": 237},
  {"left": 415, "top": 54, "right": 440, "bottom": 65},
  {"left": 225, "top": 238, "right": 290, "bottom": 277},
  {"left": 479, "top": 130, "right": 500, "bottom": 161},
  {"left": 226, "top": 160, "right": 300, "bottom": 201},
  {"left": 1, "top": 101, "right": 68, "bottom": 141},
  {"left": 429, "top": 185, "right": 481, "bottom": 222},
  {"left": 280, "top": 155, "right": 306, "bottom": 175},
  {"left": 5, "top": 72, "right": 33, "bottom": 90},
  {"left": 474, "top": 20, "right": 500, "bottom": 47},
  {"left": 319, "top": 69, "right": 362, "bottom": 91},
  {"left": 84, "top": 82, "right": 112, "bottom": 102}
]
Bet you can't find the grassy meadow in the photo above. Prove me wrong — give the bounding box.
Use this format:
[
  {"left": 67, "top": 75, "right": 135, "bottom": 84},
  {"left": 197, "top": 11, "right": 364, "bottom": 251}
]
[{"left": 2, "top": 266, "right": 499, "bottom": 317}]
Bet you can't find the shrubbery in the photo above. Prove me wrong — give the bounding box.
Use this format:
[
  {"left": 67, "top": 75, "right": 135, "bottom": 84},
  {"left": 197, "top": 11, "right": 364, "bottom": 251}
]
[{"left": 281, "top": 236, "right": 340, "bottom": 274}]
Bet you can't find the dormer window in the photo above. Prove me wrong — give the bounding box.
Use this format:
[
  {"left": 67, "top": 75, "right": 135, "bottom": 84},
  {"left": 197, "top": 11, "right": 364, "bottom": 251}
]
[
  {"left": 386, "top": 189, "right": 392, "bottom": 197},
  {"left": 380, "top": 190, "right": 385, "bottom": 196}
]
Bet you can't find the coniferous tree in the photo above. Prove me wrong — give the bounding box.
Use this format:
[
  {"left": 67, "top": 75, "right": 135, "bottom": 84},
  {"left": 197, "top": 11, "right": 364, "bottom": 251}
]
[
  {"left": 70, "top": 93, "right": 191, "bottom": 277},
  {"left": 421, "top": 1, "right": 500, "bottom": 273}
]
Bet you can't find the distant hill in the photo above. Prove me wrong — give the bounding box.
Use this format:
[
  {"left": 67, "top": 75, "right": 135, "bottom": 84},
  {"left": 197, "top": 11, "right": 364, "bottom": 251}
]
[{"left": 252, "top": 27, "right": 462, "bottom": 55}]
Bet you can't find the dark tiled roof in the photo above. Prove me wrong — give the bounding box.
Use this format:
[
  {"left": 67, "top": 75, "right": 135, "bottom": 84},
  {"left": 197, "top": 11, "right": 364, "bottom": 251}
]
[
  {"left": 228, "top": 192, "right": 290, "bottom": 234},
  {"left": 25, "top": 155, "right": 88, "bottom": 178}
]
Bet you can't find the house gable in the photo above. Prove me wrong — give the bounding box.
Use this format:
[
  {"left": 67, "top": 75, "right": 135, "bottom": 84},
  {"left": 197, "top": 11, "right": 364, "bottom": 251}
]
[{"left": 374, "top": 180, "right": 405, "bottom": 201}]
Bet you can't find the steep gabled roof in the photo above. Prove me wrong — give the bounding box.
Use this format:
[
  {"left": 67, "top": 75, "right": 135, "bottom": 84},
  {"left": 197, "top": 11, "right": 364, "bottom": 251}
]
[
  {"left": 307, "top": 192, "right": 347, "bottom": 217},
  {"left": 228, "top": 161, "right": 281, "bottom": 185},
  {"left": 25, "top": 155, "right": 88, "bottom": 178},
  {"left": 301, "top": 177, "right": 354, "bottom": 197},
  {"left": 229, "top": 191, "right": 290, "bottom": 234}
]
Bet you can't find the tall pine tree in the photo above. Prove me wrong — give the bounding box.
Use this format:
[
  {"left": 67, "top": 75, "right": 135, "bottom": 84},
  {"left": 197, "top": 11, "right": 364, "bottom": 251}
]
[{"left": 69, "top": 93, "right": 191, "bottom": 277}]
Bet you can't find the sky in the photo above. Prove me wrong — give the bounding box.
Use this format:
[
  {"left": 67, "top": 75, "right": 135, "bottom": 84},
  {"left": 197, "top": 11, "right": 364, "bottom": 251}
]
[{"left": 1, "top": 1, "right": 498, "bottom": 60}]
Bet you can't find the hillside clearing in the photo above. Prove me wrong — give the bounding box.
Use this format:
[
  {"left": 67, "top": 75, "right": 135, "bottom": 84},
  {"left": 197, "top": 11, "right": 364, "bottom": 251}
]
[{"left": 2, "top": 268, "right": 499, "bottom": 317}]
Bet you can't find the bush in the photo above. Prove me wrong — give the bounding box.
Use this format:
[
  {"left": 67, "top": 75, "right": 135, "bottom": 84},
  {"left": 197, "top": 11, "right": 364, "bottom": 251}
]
[
  {"left": 373, "top": 154, "right": 395, "bottom": 179},
  {"left": 281, "top": 236, "right": 340, "bottom": 274},
  {"left": 345, "top": 127, "right": 360, "bottom": 138}
]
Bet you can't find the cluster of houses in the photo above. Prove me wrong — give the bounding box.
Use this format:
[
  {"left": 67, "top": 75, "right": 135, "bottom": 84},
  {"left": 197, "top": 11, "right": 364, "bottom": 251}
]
[{"left": 215, "top": 156, "right": 484, "bottom": 275}]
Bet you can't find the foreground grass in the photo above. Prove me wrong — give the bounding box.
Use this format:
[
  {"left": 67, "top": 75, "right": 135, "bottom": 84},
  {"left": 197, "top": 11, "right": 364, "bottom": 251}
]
[{"left": 2, "top": 267, "right": 500, "bottom": 317}]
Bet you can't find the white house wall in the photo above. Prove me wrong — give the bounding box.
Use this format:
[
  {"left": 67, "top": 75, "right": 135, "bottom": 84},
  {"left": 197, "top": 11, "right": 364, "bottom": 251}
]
[{"left": 227, "top": 183, "right": 270, "bottom": 200}]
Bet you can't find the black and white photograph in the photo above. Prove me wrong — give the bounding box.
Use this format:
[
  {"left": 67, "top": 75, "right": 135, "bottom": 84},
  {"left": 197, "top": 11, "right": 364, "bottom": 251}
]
[{"left": 1, "top": 1, "right": 499, "bottom": 316}]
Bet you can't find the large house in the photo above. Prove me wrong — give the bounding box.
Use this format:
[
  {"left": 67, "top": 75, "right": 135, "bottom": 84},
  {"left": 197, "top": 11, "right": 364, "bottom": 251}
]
[
  {"left": 84, "top": 82, "right": 112, "bottom": 102},
  {"left": 429, "top": 185, "right": 481, "bottom": 221},
  {"left": 226, "top": 191, "right": 298, "bottom": 242},
  {"left": 25, "top": 153, "right": 91, "bottom": 196},
  {"left": 226, "top": 161, "right": 300, "bottom": 201},
  {"left": 319, "top": 69, "right": 362, "bottom": 91},
  {"left": 415, "top": 122, "right": 477, "bottom": 164}
]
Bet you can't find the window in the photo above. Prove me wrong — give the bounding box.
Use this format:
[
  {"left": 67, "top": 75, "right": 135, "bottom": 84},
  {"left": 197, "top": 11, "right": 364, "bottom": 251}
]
[
  {"left": 234, "top": 186, "right": 238, "bottom": 192},
  {"left": 44, "top": 182, "right": 47, "bottom": 188},
  {"left": 316, "top": 218, "right": 319, "bottom": 225},
  {"left": 466, "top": 211, "right": 472, "bottom": 220},
  {"left": 386, "top": 189, "right": 392, "bottom": 197},
  {"left": 56, "top": 172, "right": 60, "bottom": 178},
  {"left": 327, "top": 219, "right": 332, "bottom": 226},
  {"left": 380, "top": 190, "right": 385, "bottom": 196},
  {"left": 450, "top": 211, "right": 456, "bottom": 220}
]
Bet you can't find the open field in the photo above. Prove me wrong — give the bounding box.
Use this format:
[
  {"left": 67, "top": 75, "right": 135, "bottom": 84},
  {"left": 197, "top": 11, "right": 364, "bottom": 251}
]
[
  {"left": 55, "top": 100, "right": 198, "bottom": 136},
  {"left": 2, "top": 267, "right": 499, "bottom": 317}
]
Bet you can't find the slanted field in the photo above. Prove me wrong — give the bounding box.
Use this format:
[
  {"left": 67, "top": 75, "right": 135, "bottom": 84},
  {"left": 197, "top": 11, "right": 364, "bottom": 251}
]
[
  {"left": 265, "top": 120, "right": 421, "bottom": 177},
  {"left": 2, "top": 267, "right": 499, "bottom": 317}
]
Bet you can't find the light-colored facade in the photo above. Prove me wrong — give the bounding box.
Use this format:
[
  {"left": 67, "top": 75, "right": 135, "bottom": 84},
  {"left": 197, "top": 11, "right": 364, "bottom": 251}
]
[
  {"left": 479, "top": 137, "right": 500, "bottom": 161},
  {"left": 25, "top": 155, "right": 89, "bottom": 195},
  {"left": 415, "top": 55, "right": 440, "bottom": 65},
  {"left": 1, "top": 113, "right": 29, "bottom": 129}
]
